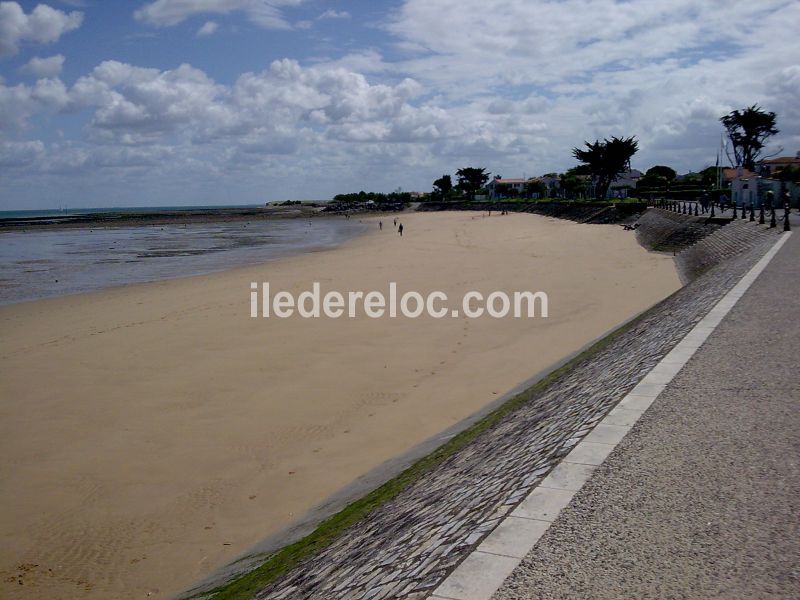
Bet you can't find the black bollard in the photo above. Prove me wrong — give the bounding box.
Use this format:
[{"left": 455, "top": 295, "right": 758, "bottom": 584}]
[
  {"left": 770, "top": 208, "right": 777, "bottom": 228},
  {"left": 694, "top": 203, "right": 699, "bottom": 216},
  {"left": 784, "top": 204, "right": 791, "bottom": 232},
  {"left": 733, "top": 204, "right": 738, "bottom": 219},
  {"left": 710, "top": 204, "right": 715, "bottom": 218},
  {"left": 749, "top": 204, "right": 755, "bottom": 221},
  {"left": 759, "top": 204, "right": 765, "bottom": 224}
]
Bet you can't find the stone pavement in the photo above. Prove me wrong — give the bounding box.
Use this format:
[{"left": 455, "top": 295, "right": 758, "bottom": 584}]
[
  {"left": 249, "top": 218, "right": 785, "bottom": 599},
  {"left": 491, "top": 228, "right": 800, "bottom": 599}
]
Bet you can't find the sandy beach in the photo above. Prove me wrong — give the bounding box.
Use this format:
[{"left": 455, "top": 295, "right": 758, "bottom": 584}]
[{"left": 0, "top": 211, "right": 681, "bottom": 599}]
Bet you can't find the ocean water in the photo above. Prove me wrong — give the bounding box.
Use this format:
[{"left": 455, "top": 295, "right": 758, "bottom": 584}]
[
  {"left": 0, "top": 218, "right": 366, "bottom": 305},
  {"left": 0, "top": 205, "right": 264, "bottom": 220}
]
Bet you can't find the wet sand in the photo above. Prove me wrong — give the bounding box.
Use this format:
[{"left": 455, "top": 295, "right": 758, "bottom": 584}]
[{"left": 0, "top": 212, "right": 681, "bottom": 598}]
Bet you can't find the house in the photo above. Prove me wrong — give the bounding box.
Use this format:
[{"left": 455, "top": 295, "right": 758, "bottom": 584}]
[
  {"left": 730, "top": 170, "right": 799, "bottom": 209},
  {"left": 723, "top": 167, "right": 756, "bottom": 185},
  {"left": 486, "top": 178, "right": 528, "bottom": 199},
  {"left": 608, "top": 169, "right": 643, "bottom": 198},
  {"left": 535, "top": 174, "right": 561, "bottom": 196},
  {"left": 757, "top": 152, "right": 800, "bottom": 176},
  {"left": 728, "top": 153, "right": 800, "bottom": 208}
]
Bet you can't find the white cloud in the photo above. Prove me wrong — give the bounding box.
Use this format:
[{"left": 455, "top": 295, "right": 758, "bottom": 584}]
[
  {"left": 4, "top": 0, "right": 800, "bottom": 208},
  {"left": 195, "top": 20, "right": 219, "bottom": 36},
  {"left": 0, "top": 139, "right": 45, "bottom": 166},
  {"left": 134, "top": 0, "right": 304, "bottom": 30},
  {"left": 0, "top": 2, "right": 82, "bottom": 57},
  {"left": 19, "top": 54, "right": 65, "bottom": 77},
  {"left": 0, "top": 77, "right": 70, "bottom": 129},
  {"left": 318, "top": 9, "right": 349, "bottom": 20}
]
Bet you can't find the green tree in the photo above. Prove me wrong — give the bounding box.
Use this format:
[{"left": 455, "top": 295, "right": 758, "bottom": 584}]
[
  {"left": 720, "top": 105, "right": 779, "bottom": 170},
  {"left": 645, "top": 165, "right": 677, "bottom": 182},
  {"left": 776, "top": 165, "right": 800, "bottom": 183},
  {"left": 526, "top": 179, "right": 547, "bottom": 199},
  {"left": 456, "top": 167, "right": 490, "bottom": 200},
  {"left": 559, "top": 165, "right": 591, "bottom": 199},
  {"left": 572, "top": 136, "right": 639, "bottom": 200},
  {"left": 432, "top": 174, "right": 453, "bottom": 200},
  {"left": 700, "top": 166, "right": 724, "bottom": 189}
]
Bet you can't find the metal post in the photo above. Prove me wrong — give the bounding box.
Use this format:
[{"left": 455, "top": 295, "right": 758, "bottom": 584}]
[
  {"left": 767, "top": 191, "right": 776, "bottom": 228},
  {"left": 749, "top": 204, "right": 755, "bottom": 221},
  {"left": 733, "top": 203, "right": 738, "bottom": 219},
  {"left": 784, "top": 203, "right": 791, "bottom": 232}
]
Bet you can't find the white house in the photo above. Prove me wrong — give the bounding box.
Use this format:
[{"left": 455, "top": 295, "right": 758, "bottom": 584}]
[
  {"left": 730, "top": 153, "right": 800, "bottom": 208},
  {"left": 486, "top": 178, "right": 528, "bottom": 199},
  {"left": 608, "top": 169, "right": 643, "bottom": 198}
]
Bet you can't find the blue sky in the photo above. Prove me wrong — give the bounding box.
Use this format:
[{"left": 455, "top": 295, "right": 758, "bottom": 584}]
[{"left": 1, "top": 0, "right": 798, "bottom": 209}]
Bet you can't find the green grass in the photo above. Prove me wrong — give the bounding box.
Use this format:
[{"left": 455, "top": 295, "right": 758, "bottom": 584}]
[{"left": 199, "top": 306, "right": 656, "bottom": 600}]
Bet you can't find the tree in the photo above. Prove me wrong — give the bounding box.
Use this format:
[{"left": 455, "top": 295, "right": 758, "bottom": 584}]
[
  {"left": 432, "top": 174, "right": 453, "bottom": 200},
  {"left": 720, "top": 105, "right": 779, "bottom": 170},
  {"left": 699, "top": 166, "right": 724, "bottom": 189},
  {"left": 559, "top": 166, "right": 591, "bottom": 199},
  {"left": 776, "top": 165, "right": 800, "bottom": 183},
  {"left": 526, "top": 179, "right": 547, "bottom": 199},
  {"left": 572, "top": 136, "right": 639, "bottom": 200},
  {"left": 456, "top": 167, "right": 490, "bottom": 200},
  {"left": 645, "top": 165, "right": 677, "bottom": 182},
  {"left": 638, "top": 165, "right": 677, "bottom": 194}
]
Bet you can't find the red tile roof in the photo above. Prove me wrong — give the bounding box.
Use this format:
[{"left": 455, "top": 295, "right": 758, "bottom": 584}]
[
  {"left": 723, "top": 168, "right": 756, "bottom": 181},
  {"left": 761, "top": 156, "right": 800, "bottom": 165}
]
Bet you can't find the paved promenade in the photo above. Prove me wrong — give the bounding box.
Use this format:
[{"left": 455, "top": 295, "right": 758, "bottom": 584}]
[
  {"left": 248, "top": 217, "right": 786, "bottom": 599},
  {"left": 483, "top": 226, "right": 799, "bottom": 598}
]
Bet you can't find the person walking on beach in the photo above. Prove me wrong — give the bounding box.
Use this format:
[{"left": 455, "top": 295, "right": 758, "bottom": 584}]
[
  {"left": 393, "top": 217, "right": 397, "bottom": 227},
  {"left": 398, "top": 223, "right": 404, "bottom": 236},
  {"left": 379, "top": 221, "right": 383, "bottom": 230}
]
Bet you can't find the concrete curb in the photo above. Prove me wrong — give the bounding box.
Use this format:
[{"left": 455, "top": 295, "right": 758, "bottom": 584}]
[{"left": 430, "top": 231, "right": 792, "bottom": 600}]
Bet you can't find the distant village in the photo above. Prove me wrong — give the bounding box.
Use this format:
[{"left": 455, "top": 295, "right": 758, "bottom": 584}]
[
  {"left": 479, "top": 152, "right": 800, "bottom": 207},
  {"left": 325, "top": 151, "right": 800, "bottom": 213}
]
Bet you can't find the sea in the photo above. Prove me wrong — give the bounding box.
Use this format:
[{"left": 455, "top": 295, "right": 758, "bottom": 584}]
[
  {"left": 0, "top": 206, "right": 366, "bottom": 305},
  {"left": 0, "top": 204, "right": 262, "bottom": 220}
]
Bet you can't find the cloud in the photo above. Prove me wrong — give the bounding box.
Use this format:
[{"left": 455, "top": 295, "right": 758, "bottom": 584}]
[
  {"left": 0, "top": 2, "right": 82, "bottom": 57},
  {"left": 0, "top": 139, "right": 45, "bottom": 166},
  {"left": 0, "top": 77, "right": 70, "bottom": 129},
  {"left": 318, "top": 9, "right": 349, "bottom": 20},
  {"left": 4, "top": 0, "right": 800, "bottom": 209},
  {"left": 134, "top": 0, "right": 304, "bottom": 30},
  {"left": 195, "top": 20, "right": 218, "bottom": 36},
  {"left": 19, "top": 54, "right": 65, "bottom": 77}
]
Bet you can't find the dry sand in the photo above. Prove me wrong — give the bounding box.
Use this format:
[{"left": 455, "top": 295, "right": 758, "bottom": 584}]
[{"left": 0, "top": 212, "right": 680, "bottom": 599}]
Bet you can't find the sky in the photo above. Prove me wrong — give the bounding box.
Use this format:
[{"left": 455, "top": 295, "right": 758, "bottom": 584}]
[{"left": 0, "top": 0, "right": 798, "bottom": 209}]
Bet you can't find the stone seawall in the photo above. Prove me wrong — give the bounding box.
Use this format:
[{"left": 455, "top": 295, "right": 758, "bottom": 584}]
[
  {"left": 674, "top": 218, "right": 781, "bottom": 283},
  {"left": 634, "top": 208, "right": 724, "bottom": 253},
  {"left": 417, "top": 201, "right": 646, "bottom": 224},
  {"left": 633, "top": 208, "right": 780, "bottom": 283}
]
